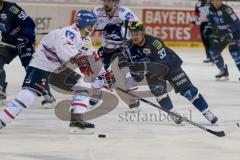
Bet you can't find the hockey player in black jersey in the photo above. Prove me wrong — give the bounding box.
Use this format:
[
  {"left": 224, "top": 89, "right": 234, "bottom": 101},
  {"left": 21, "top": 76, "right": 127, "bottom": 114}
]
[
  {"left": 204, "top": 0, "right": 240, "bottom": 81},
  {"left": 124, "top": 21, "right": 219, "bottom": 125},
  {"left": 0, "top": 0, "right": 55, "bottom": 107}
]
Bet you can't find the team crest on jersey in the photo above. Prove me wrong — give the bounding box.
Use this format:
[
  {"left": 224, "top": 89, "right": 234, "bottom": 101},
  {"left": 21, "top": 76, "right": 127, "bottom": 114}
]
[
  {"left": 0, "top": 13, "right": 7, "bottom": 20},
  {"left": 153, "top": 40, "right": 163, "bottom": 50},
  {"left": 9, "top": 6, "right": 20, "bottom": 14},
  {"left": 217, "top": 11, "right": 222, "bottom": 16},
  {"left": 143, "top": 48, "right": 151, "bottom": 55},
  {"left": 225, "top": 8, "right": 233, "bottom": 15}
]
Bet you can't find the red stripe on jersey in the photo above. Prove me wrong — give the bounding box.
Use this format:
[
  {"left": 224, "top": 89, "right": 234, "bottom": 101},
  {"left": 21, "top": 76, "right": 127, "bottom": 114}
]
[
  {"left": 71, "top": 102, "right": 88, "bottom": 108},
  {"left": 4, "top": 109, "right": 15, "bottom": 119}
]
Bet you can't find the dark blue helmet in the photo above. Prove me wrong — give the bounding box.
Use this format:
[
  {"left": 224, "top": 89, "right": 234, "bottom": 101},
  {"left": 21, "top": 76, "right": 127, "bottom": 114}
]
[
  {"left": 104, "top": 23, "right": 123, "bottom": 41},
  {"left": 76, "top": 10, "right": 97, "bottom": 29}
]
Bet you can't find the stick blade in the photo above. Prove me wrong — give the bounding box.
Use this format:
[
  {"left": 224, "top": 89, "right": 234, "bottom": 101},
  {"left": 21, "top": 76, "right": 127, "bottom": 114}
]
[{"left": 208, "top": 130, "right": 226, "bottom": 137}]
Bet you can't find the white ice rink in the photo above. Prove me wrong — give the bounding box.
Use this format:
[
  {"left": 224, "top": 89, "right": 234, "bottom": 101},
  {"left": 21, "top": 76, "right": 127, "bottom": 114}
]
[{"left": 0, "top": 47, "right": 239, "bottom": 160}]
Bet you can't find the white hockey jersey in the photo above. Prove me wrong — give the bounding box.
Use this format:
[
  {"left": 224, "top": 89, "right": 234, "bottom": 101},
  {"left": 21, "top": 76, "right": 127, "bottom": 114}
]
[
  {"left": 30, "top": 24, "right": 94, "bottom": 72},
  {"left": 93, "top": 6, "right": 139, "bottom": 48},
  {"left": 94, "top": 6, "right": 138, "bottom": 31}
]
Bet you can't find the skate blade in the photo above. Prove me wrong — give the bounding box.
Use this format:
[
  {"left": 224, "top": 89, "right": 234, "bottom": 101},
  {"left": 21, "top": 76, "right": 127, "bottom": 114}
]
[
  {"left": 126, "top": 108, "right": 141, "bottom": 113},
  {"left": 70, "top": 127, "right": 95, "bottom": 135},
  {"left": 216, "top": 76, "right": 229, "bottom": 81}
]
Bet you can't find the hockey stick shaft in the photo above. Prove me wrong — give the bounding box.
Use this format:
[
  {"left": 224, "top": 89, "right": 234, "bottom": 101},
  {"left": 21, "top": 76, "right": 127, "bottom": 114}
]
[
  {"left": 0, "top": 42, "right": 16, "bottom": 49},
  {"left": 116, "top": 87, "right": 225, "bottom": 137}
]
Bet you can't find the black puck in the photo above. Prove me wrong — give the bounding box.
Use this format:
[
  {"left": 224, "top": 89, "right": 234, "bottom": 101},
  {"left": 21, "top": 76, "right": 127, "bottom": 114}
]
[{"left": 98, "top": 134, "right": 106, "bottom": 138}]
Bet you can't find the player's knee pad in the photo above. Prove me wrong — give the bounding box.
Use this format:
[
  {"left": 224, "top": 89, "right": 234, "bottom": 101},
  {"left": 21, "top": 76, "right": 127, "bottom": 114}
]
[
  {"left": 156, "top": 94, "right": 174, "bottom": 111},
  {"left": 181, "top": 86, "right": 199, "bottom": 102},
  {"left": 229, "top": 50, "right": 240, "bottom": 69},
  {"left": 15, "top": 89, "right": 37, "bottom": 108},
  {"left": 180, "top": 86, "right": 208, "bottom": 112},
  {"left": 70, "top": 91, "right": 90, "bottom": 114}
]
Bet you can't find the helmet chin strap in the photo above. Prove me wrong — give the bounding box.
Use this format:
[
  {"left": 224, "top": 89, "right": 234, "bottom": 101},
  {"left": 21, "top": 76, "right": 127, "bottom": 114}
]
[{"left": 84, "top": 27, "right": 93, "bottom": 36}]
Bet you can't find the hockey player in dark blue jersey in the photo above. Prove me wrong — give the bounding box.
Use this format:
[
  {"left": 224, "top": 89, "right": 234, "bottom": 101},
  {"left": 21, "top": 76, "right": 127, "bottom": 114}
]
[
  {"left": 123, "top": 21, "right": 219, "bottom": 125},
  {"left": 204, "top": 0, "right": 240, "bottom": 80},
  {"left": 0, "top": 0, "right": 35, "bottom": 103},
  {"left": 0, "top": 0, "right": 55, "bottom": 107}
]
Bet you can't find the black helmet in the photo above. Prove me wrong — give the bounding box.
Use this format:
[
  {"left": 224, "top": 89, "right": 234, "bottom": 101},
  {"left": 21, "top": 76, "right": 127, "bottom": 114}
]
[{"left": 128, "top": 21, "right": 145, "bottom": 32}]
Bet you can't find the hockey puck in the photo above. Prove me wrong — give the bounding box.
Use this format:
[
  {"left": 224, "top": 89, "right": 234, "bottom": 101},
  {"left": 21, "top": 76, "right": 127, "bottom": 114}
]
[{"left": 98, "top": 134, "right": 106, "bottom": 138}]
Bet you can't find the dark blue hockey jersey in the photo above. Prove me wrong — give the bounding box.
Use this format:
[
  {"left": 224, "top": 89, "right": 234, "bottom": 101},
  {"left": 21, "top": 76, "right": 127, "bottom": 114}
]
[
  {"left": 127, "top": 34, "right": 183, "bottom": 70},
  {"left": 0, "top": 1, "right": 35, "bottom": 45},
  {"left": 208, "top": 3, "right": 240, "bottom": 39}
]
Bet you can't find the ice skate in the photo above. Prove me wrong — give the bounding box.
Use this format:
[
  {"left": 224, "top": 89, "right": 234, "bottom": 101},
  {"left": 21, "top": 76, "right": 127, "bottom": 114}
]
[
  {"left": 41, "top": 91, "right": 56, "bottom": 109},
  {"left": 127, "top": 97, "right": 140, "bottom": 113},
  {"left": 168, "top": 110, "right": 183, "bottom": 125},
  {"left": 0, "top": 119, "right": 5, "bottom": 129},
  {"left": 89, "top": 90, "right": 102, "bottom": 106},
  {"left": 215, "top": 65, "right": 229, "bottom": 81},
  {"left": 203, "top": 58, "right": 214, "bottom": 64},
  {"left": 203, "top": 109, "right": 218, "bottom": 125},
  {"left": 0, "top": 82, "right": 7, "bottom": 106},
  {"left": 70, "top": 113, "right": 95, "bottom": 134}
]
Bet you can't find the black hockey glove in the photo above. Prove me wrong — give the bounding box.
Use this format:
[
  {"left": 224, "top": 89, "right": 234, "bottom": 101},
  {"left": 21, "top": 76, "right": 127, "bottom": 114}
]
[
  {"left": 16, "top": 36, "right": 34, "bottom": 69},
  {"left": 203, "top": 25, "right": 214, "bottom": 38}
]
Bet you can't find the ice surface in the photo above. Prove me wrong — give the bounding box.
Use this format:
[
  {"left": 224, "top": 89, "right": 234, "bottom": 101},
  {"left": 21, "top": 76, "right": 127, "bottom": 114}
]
[{"left": 0, "top": 48, "right": 239, "bottom": 160}]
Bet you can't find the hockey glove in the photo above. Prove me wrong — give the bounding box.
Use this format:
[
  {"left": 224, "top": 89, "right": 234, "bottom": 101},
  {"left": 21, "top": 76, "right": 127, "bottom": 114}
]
[
  {"left": 16, "top": 36, "right": 34, "bottom": 69},
  {"left": 71, "top": 54, "right": 94, "bottom": 76},
  {"left": 103, "top": 71, "right": 116, "bottom": 91},
  {"left": 203, "top": 25, "right": 214, "bottom": 38}
]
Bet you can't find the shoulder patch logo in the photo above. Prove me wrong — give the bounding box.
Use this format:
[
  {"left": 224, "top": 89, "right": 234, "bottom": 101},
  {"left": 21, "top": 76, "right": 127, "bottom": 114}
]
[
  {"left": 153, "top": 40, "right": 163, "bottom": 50},
  {"left": 9, "top": 6, "right": 20, "bottom": 14},
  {"left": 225, "top": 7, "right": 233, "bottom": 15}
]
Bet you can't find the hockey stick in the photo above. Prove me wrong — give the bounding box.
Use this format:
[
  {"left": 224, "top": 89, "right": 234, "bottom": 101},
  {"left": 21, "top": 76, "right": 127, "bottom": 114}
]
[
  {"left": 116, "top": 87, "right": 226, "bottom": 137},
  {"left": 0, "top": 42, "right": 16, "bottom": 49}
]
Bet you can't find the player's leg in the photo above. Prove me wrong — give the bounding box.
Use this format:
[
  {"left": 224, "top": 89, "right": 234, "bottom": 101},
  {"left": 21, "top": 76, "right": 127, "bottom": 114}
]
[
  {"left": 0, "top": 57, "right": 7, "bottom": 105},
  {"left": 48, "top": 65, "right": 95, "bottom": 134},
  {"left": 200, "top": 22, "right": 213, "bottom": 63},
  {"left": 229, "top": 40, "right": 240, "bottom": 80},
  {"left": 0, "top": 46, "right": 17, "bottom": 105},
  {"left": 88, "top": 47, "right": 108, "bottom": 106},
  {"left": 118, "top": 53, "right": 139, "bottom": 111},
  {"left": 209, "top": 38, "right": 229, "bottom": 80},
  {"left": 70, "top": 90, "right": 95, "bottom": 134},
  {"left": 17, "top": 44, "right": 56, "bottom": 109},
  {"left": 0, "top": 66, "right": 49, "bottom": 129},
  {"left": 167, "top": 67, "right": 218, "bottom": 124},
  {"left": 145, "top": 72, "right": 183, "bottom": 124}
]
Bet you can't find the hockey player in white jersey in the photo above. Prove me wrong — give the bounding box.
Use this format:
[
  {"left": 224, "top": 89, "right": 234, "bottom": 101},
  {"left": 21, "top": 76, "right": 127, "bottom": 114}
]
[
  {"left": 91, "top": 0, "right": 140, "bottom": 110},
  {"left": 0, "top": 10, "right": 105, "bottom": 133}
]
